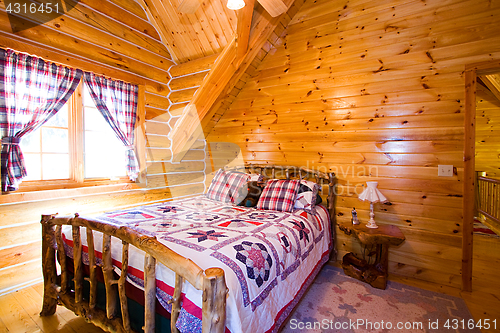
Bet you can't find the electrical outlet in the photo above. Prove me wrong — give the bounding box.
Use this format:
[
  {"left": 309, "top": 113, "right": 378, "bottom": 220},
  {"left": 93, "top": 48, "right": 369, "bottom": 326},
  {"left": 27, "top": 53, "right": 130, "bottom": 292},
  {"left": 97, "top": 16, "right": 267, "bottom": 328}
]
[{"left": 438, "top": 165, "right": 453, "bottom": 177}]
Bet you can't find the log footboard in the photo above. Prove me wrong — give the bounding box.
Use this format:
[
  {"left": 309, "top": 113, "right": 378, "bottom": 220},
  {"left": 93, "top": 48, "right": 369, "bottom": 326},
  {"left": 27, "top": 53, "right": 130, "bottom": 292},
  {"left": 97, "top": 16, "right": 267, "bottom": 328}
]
[{"left": 40, "top": 214, "right": 227, "bottom": 333}]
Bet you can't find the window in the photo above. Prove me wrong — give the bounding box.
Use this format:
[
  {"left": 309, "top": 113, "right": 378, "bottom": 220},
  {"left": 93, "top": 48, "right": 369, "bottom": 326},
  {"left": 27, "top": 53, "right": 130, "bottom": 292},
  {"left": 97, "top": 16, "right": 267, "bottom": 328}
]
[{"left": 18, "top": 82, "right": 134, "bottom": 190}]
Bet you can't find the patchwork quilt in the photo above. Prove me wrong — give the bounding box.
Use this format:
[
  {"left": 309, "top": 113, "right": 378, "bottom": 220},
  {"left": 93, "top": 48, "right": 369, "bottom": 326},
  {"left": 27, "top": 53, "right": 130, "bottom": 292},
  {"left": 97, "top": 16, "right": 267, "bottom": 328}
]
[{"left": 61, "top": 196, "right": 332, "bottom": 333}]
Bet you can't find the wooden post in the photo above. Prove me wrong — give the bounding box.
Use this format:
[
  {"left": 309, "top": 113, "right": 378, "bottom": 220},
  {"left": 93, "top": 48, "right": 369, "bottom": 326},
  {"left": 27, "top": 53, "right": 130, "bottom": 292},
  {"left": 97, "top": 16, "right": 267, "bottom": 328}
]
[
  {"left": 118, "top": 242, "right": 131, "bottom": 332},
  {"left": 72, "top": 225, "right": 84, "bottom": 308},
  {"left": 463, "top": 68, "right": 476, "bottom": 292},
  {"left": 144, "top": 254, "right": 156, "bottom": 333},
  {"left": 40, "top": 214, "right": 58, "bottom": 316},
  {"left": 170, "top": 274, "right": 184, "bottom": 333},
  {"left": 102, "top": 234, "right": 118, "bottom": 319},
  {"left": 86, "top": 228, "right": 97, "bottom": 309},
  {"left": 328, "top": 172, "right": 337, "bottom": 262},
  {"left": 202, "top": 268, "right": 226, "bottom": 333},
  {"left": 55, "top": 225, "right": 68, "bottom": 294}
]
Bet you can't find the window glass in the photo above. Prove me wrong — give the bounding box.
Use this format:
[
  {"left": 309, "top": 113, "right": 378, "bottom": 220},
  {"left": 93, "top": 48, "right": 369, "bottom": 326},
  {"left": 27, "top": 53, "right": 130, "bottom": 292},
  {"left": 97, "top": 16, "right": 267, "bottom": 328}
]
[
  {"left": 42, "top": 128, "right": 68, "bottom": 153},
  {"left": 83, "top": 85, "right": 127, "bottom": 179},
  {"left": 42, "top": 154, "right": 70, "bottom": 180},
  {"left": 20, "top": 104, "right": 70, "bottom": 181},
  {"left": 20, "top": 132, "right": 40, "bottom": 153},
  {"left": 17, "top": 81, "right": 131, "bottom": 187},
  {"left": 45, "top": 103, "right": 69, "bottom": 127},
  {"left": 22, "top": 154, "right": 41, "bottom": 181}
]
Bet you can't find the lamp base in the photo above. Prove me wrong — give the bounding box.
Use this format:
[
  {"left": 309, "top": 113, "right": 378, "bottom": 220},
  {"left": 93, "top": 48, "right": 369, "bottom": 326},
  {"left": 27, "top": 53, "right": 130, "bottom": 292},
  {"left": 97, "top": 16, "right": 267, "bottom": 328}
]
[{"left": 366, "top": 218, "right": 378, "bottom": 229}]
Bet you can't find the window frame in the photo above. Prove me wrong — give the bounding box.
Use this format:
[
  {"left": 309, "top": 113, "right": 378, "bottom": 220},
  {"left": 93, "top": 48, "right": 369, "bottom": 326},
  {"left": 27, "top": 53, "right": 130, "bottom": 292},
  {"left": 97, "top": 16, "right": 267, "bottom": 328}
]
[{"left": 13, "top": 81, "right": 145, "bottom": 194}]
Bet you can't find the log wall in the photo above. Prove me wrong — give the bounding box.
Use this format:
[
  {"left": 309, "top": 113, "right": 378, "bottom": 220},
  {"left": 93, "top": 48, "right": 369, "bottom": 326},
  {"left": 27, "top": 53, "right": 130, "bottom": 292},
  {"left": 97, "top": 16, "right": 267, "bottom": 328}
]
[
  {"left": 0, "top": 0, "right": 206, "bottom": 294},
  {"left": 476, "top": 82, "right": 500, "bottom": 178},
  {"left": 207, "top": 0, "right": 500, "bottom": 288}
]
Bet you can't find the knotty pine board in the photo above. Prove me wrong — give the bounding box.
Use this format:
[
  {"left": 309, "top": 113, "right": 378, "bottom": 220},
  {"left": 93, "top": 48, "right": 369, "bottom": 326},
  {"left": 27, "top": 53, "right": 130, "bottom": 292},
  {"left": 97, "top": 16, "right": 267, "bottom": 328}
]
[{"left": 207, "top": 0, "right": 500, "bottom": 287}]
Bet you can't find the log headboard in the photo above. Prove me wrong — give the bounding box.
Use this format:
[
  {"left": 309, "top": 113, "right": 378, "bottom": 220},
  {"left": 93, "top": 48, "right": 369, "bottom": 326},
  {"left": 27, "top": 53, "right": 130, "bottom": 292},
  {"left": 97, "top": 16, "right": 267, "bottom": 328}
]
[{"left": 223, "top": 163, "right": 337, "bottom": 261}]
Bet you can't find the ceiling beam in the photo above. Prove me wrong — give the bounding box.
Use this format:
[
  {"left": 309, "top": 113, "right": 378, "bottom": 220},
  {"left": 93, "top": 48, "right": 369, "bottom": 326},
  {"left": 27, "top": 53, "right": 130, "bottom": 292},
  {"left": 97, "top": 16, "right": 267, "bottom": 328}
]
[
  {"left": 177, "top": 0, "right": 201, "bottom": 14},
  {"left": 136, "top": 0, "right": 182, "bottom": 63},
  {"left": 236, "top": 0, "right": 255, "bottom": 59},
  {"left": 480, "top": 74, "right": 500, "bottom": 102},
  {"left": 169, "top": 0, "right": 295, "bottom": 162},
  {"left": 169, "top": 38, "right": 238, "bottom": 162},
  {"left": 257, "top": 0, "right": 288, "bottom": 17}
]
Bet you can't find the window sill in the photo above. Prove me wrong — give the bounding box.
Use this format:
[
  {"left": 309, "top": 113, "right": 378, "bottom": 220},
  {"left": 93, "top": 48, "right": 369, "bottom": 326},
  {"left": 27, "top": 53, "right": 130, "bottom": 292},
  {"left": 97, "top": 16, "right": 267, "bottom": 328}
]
[{"left": 0, "top": 181, "right": 145, "bottom": 205}]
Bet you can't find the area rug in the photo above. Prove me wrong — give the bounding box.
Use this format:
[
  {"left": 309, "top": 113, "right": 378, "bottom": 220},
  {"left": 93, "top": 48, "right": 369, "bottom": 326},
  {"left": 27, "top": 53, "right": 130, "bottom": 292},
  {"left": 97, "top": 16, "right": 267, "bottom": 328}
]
[{"left": 282, "top": 265, "right": 479, "bottom": 333}]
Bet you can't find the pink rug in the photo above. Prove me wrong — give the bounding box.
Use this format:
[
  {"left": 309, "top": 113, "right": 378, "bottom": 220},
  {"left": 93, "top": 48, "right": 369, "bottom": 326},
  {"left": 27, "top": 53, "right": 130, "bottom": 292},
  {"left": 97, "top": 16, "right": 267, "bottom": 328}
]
[{"left": 282, "top": 265, "right": 479, "bottom": 333}]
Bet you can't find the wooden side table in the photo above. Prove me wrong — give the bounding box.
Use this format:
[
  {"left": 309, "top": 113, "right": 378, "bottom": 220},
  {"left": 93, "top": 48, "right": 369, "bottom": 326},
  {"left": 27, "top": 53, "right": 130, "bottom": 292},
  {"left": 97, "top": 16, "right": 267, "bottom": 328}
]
[{"left": 338, "top": 222, "right": 405, "bottom": 289}]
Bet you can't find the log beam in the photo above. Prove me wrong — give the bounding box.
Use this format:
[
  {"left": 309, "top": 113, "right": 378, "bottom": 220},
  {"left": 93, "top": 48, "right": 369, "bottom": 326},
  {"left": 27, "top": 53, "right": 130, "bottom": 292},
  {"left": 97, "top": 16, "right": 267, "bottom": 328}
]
[
  {"left": 236, "top": 0, "right": 255, "bottom": 59},
  {"left": 257, "top": 0, "right": 288, "bottom": 17}
]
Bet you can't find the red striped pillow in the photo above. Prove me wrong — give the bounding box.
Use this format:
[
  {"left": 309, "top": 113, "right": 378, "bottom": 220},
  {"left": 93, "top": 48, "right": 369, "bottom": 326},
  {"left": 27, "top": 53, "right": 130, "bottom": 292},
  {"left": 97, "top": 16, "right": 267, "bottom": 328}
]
[
  {"left": 225, "top": 171, "right": 251, "bottom": 203},
  {"left": 256, "top": 179, "right": 300, "bottom": 212},
  {"left": 206, "top": 169, "right": 230, "bottom": 202}
]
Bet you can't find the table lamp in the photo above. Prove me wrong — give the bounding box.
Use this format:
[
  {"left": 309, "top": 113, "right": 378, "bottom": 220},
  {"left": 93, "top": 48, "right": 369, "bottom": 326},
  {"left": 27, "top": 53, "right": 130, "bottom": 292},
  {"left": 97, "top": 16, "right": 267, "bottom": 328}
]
[
  {"left": 227, "top": 0, "right": 245, "bottom": 10},
  {"left": 358, "top": 181, "right": 387, "bottom": 229}
]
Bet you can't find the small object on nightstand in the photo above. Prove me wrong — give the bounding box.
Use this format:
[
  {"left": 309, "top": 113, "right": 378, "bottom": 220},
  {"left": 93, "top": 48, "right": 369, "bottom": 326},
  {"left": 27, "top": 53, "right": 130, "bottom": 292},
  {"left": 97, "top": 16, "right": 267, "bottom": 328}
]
[{"left": 351, "top": 207, "right": 359, "bottom": 225}]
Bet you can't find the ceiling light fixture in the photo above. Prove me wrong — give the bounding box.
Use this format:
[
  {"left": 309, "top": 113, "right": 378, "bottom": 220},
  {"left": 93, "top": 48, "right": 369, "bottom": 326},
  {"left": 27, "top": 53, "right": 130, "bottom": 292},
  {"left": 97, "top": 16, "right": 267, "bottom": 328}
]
[{"left": 227, "top": 0, "right": 245, "bottom": 10}]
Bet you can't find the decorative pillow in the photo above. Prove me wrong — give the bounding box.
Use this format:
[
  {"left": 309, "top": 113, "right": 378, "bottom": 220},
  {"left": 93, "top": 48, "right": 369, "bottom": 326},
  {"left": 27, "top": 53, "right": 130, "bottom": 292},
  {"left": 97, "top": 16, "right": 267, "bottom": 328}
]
[
  {"left": 205, "top": 169, "right": 230, "bottom": 202},
  {"left": 224, "top": 171, "right": 251, "bottom": 203},
  {"left": 256, "top": 179, "right": 300, "bottom": 212},
  {"left": 294, "top": 180, "right": 321, "bottom": 213},
  {"left": 235, "top": 181, "right": 265, "bottom": 207}
]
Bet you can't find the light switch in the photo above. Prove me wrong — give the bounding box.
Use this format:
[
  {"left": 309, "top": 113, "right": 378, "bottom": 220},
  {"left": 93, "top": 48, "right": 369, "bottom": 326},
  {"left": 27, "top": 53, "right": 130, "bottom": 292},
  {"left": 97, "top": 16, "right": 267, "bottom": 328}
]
[{"left": 438, "top": 165, "right": 453, "bottom": 177}]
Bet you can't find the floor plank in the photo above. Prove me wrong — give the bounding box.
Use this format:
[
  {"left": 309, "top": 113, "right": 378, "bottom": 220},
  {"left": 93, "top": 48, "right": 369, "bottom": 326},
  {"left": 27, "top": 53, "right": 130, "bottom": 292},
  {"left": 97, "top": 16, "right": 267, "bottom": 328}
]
[{"left": 0, "top": 283, "right": 104, "bottom": 333}]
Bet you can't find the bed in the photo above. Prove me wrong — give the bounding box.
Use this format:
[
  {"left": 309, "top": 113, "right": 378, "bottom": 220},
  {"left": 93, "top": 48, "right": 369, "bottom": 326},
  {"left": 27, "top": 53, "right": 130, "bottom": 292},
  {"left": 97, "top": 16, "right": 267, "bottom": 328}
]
[{"left": 40, "top": 164, "right": 336, "bottom": 333}]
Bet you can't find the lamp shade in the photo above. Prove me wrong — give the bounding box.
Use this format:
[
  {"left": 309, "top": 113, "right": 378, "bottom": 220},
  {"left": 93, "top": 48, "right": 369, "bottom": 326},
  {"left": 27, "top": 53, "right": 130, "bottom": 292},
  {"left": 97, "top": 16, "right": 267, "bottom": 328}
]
[
  {"left": 358, "top": 181, "right": 387, "bottom": 203},
  {"left": 227, "top": 0, "right": 245, "bottom": 10}
]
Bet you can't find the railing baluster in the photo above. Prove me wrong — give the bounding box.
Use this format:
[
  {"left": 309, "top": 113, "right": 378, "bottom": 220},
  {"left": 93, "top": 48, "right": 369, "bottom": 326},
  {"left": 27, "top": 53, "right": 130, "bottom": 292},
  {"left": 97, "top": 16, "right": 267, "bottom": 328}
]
[
  {"left": 169, "top": 274, "right": 184, "bottom": 333},
  {"left": 477, "top": 176, "right": 500, "bottom": 228},
  {"left": 102, "top": 234, "right": 118, "bottom": 319},
  {"left": 55, "top": 225, "right": 68, "bottom": 294},
  {"left": 119, "top": 241, "right": 131, "bottom": 331},
  {"left": 72, "top": 226, "right": 83, "bottom": 308},
  {"left": 86, "top": 228, "right": 97, "bottom": 309},
  {"left": 144, "top": 254, "right": 156, "bottom": 333}
]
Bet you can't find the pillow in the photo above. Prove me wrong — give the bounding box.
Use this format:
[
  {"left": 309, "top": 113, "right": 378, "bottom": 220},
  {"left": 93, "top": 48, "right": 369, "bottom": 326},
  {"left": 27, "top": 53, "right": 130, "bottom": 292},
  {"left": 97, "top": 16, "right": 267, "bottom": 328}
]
[
  {"left": 206, "top": 169, "right": 231, "bottom": 202},
  {"left": 224, "top": 171, "right": 251, "bottom": 203},
  {"left": 235, "top": 181, "right": 265, "bottom": 207},
  {"left": 294, "top": 180, "right": 321, "bottom": 213},
  {"left": 256, "top": 179, "right": 300, "bottom": 212}
]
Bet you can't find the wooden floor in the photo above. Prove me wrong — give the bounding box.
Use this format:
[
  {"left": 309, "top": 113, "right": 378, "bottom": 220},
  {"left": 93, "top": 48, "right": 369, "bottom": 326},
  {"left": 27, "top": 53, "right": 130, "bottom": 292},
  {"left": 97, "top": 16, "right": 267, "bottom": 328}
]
[
  {"left": 0, "top": 282, "right": 104, "bottom": 333},
  {"left": 0, "top": 268, "right": 498, "bottom": 333}
]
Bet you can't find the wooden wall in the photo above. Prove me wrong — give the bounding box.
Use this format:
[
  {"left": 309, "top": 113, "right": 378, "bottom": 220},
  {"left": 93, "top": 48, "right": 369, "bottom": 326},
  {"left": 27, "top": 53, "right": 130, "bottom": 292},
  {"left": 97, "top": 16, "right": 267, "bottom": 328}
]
[
  {"left": 0, "top": 0, "right": 206, "bottom": 294},
  {"left": 207, "top": 0, "right": 500, "bottom": 288},
  {"left": 476, "top": 82, "right": 500, "bottom": 178}
]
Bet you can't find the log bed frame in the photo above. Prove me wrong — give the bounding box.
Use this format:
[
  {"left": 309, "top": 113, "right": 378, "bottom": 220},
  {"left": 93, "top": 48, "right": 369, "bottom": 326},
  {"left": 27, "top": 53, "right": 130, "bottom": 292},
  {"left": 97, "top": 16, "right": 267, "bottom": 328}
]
[{"left": 39, "top": 164, "right": 336, "bottom": 333}]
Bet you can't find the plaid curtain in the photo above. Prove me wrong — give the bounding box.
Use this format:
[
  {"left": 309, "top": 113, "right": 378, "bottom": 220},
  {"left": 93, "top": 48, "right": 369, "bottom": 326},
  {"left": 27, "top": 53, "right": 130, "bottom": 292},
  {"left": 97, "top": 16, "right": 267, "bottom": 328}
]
[
  {"left": 0, "top": 48, "right": 82, "bottom": 192},
  {"left": 83, "top": 72, "right": 139, "bottom": 180}
]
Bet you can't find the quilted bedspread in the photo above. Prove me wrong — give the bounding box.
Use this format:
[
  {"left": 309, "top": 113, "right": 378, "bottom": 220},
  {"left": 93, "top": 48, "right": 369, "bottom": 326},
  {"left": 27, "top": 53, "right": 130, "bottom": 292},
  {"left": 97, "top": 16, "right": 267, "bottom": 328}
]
[{"left": 62, "top": 196, "right": 332, "bottom": 333}]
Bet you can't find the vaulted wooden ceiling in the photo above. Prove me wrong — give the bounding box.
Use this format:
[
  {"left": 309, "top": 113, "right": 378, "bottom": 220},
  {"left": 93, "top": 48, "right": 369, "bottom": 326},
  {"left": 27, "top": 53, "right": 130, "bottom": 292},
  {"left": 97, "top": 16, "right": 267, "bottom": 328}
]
[
  {"left": 132, "top": 0, "right": 298, "bottom": 160},
  {"left": 135, "top": 0, "right": 290, "bottom": 64}
]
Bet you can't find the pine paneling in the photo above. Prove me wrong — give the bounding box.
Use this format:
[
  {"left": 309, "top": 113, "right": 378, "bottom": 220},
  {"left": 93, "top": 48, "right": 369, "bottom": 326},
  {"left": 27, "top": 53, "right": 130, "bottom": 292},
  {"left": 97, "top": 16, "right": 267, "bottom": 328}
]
[{"left": 207, "top": 0, "right": 500, "bottom": 287}]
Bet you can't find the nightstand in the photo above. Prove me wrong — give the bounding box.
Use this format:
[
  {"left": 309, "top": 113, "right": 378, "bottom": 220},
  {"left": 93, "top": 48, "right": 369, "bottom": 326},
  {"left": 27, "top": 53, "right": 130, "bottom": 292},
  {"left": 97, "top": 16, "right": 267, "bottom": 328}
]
[{"left": 338, "top": 222, "right": 405, "bottom": 289}]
